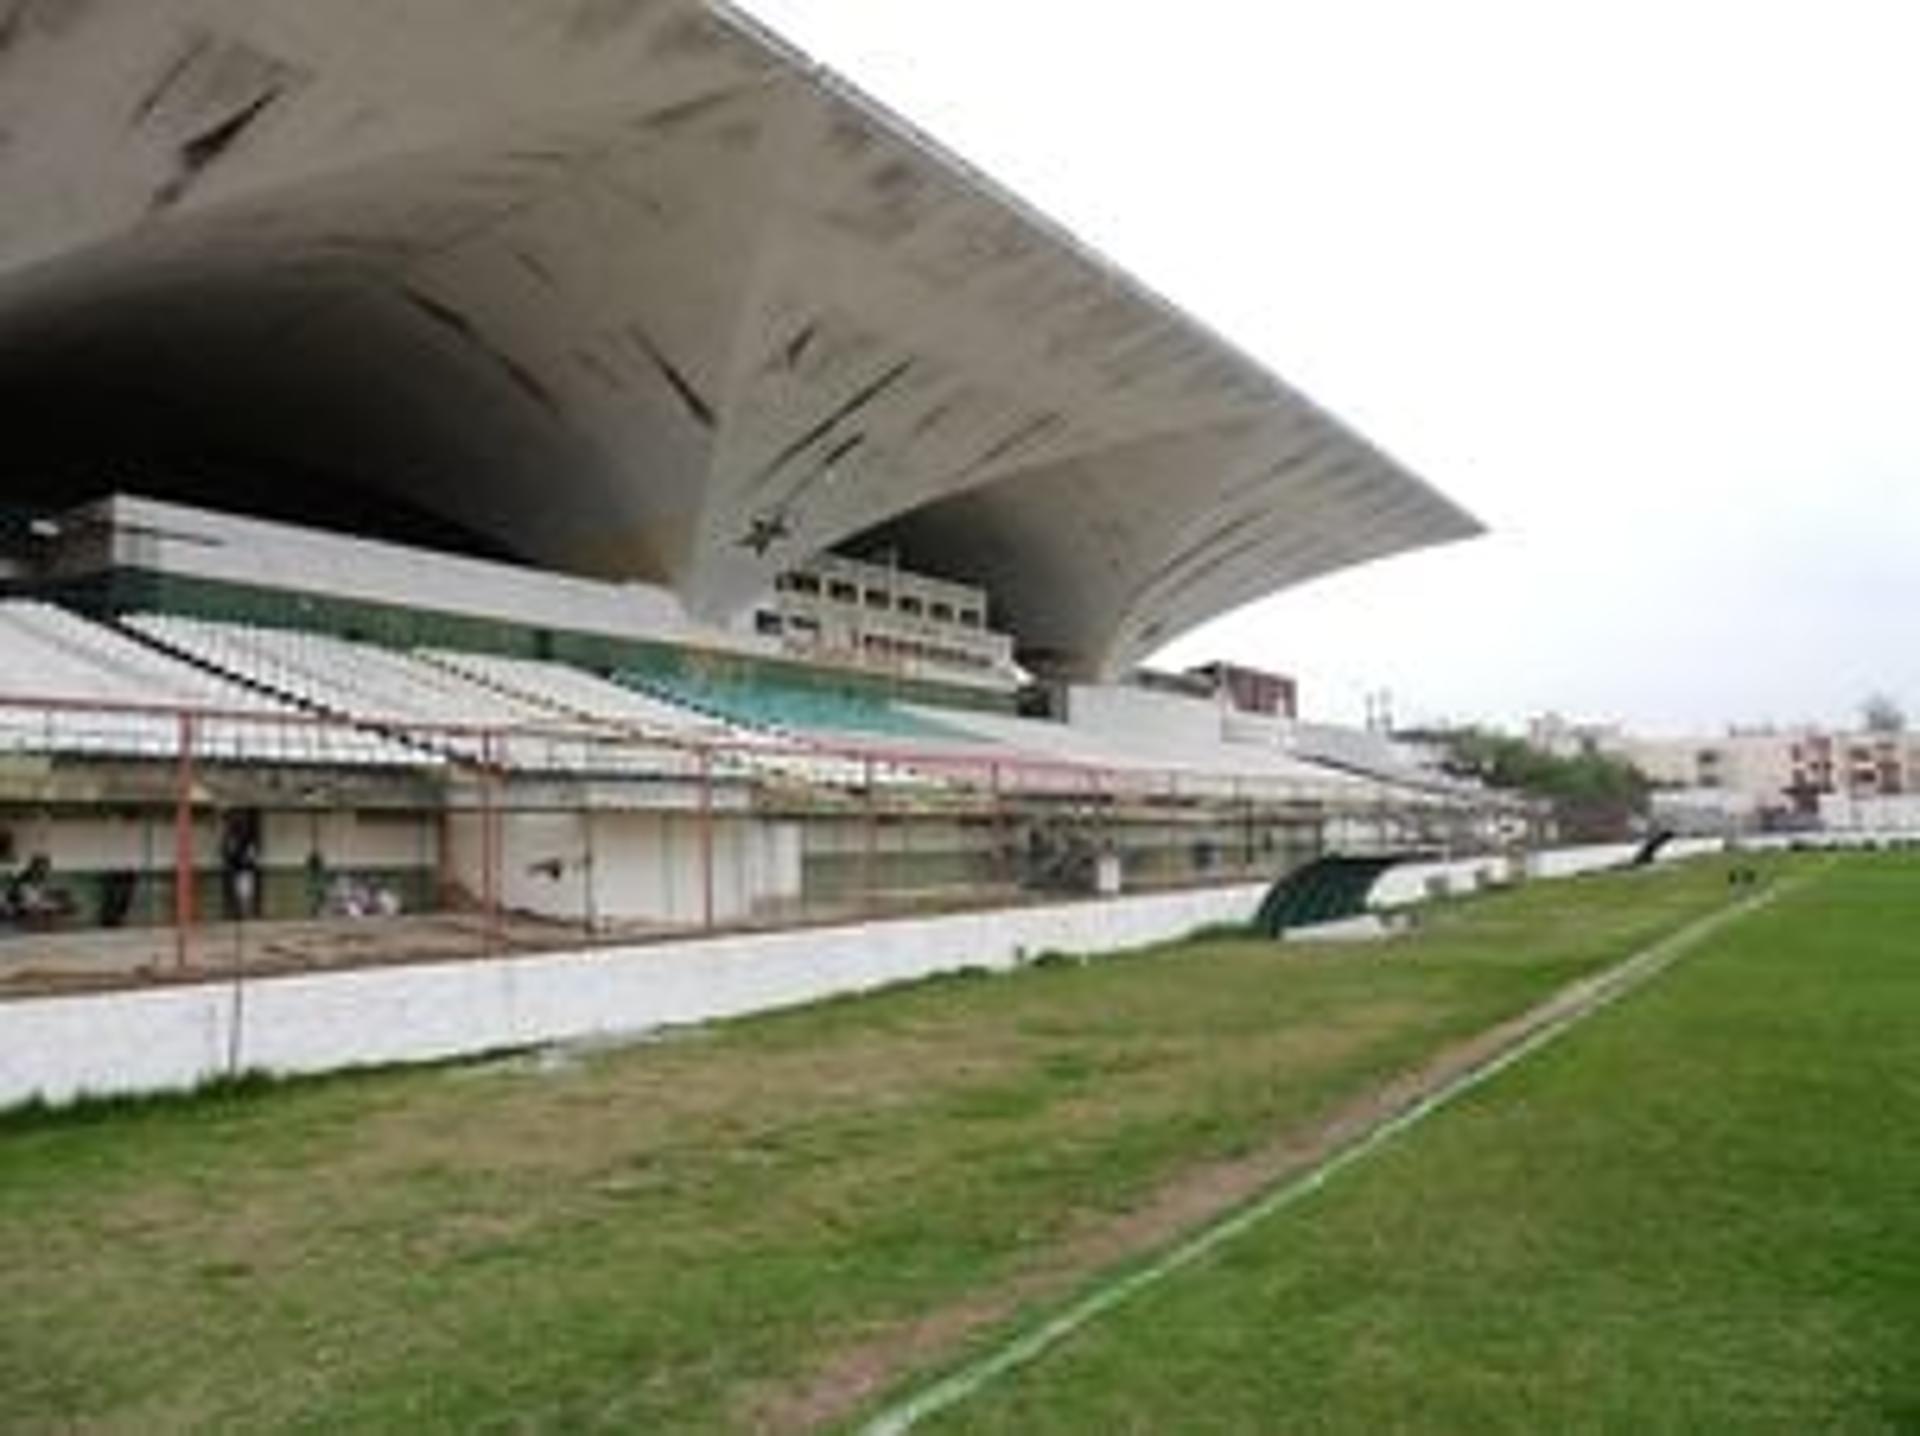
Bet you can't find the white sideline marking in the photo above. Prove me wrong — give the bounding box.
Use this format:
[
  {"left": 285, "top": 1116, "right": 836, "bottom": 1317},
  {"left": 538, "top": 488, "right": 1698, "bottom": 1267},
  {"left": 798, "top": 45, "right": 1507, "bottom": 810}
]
[{"left": 861, "top": 880, "right": 1789, "bottom": 1435}]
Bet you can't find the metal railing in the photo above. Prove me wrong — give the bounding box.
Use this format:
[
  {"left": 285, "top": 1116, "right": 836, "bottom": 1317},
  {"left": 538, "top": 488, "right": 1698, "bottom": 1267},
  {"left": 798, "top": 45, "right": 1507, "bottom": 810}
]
[{"left": 0, "top": 692, "right": 1509, "bottom": 999}]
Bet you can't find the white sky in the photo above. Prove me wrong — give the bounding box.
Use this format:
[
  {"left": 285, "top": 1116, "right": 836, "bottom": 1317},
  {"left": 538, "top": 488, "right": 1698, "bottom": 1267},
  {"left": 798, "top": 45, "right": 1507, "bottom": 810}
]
[{"left": 747, "top": 1, "right": 1920, "bottom": 735}]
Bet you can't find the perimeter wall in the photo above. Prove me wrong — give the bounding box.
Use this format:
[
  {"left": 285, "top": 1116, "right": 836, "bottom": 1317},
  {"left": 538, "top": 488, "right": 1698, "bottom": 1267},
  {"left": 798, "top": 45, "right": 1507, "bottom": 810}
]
[{"left": 0, "top": 882, "right": 1267, "bottom": 1106}]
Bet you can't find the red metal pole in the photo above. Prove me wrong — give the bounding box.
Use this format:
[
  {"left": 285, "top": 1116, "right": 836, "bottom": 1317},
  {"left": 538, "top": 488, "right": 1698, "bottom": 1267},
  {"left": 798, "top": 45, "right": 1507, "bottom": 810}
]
[
  {"left": 699, "top": 745, "right": 715, "bottom": 929},
  {"left": 989, "top": 760, "right": 1004, "bottom": 893},
  {"left": 1237, "top": 775, "right": 1252, "bottom": 873},
  {"left": 173, "top": 711, "right": 196, "bottom": 970},
  {"left": 581, "top": 797, "right": 598, "bottom": 939},
  {"left": 480, "top": 730, "right": 502, "bottom": 953},
  {"left": 1084, "top": 766, "right": 1103, "bottom": 895},
  {"left": 863, "top": 753, "right": 877, "bottom": 915}
]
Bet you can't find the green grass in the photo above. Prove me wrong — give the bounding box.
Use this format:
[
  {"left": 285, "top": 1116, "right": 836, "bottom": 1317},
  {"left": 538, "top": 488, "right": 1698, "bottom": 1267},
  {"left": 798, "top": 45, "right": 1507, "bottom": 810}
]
[
  {"left": 919, "top": 853, "right": 1920, "bottom": 1434},
  {"left": 0, "top": 857, "right": 1784, "bottom": 1432}
]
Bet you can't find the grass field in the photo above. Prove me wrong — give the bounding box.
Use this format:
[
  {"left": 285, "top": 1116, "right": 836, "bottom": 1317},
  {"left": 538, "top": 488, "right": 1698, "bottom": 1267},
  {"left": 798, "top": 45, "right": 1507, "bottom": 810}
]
[
  {"left": 910, "top": 852, "right": 1920, "bottom": 1434},
  {"left": 0, "top": 854, "right": 1823, "bottom": 1432}
]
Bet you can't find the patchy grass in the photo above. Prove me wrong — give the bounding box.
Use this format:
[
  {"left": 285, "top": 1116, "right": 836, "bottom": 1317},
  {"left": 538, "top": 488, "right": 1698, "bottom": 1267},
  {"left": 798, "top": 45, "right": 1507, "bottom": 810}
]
[
  {"left": 0, "top": 857, "right": 1781, "bottom": 1432},
  {"left": 920, "top": 853, "right": 1920, "bottom": 1434}
]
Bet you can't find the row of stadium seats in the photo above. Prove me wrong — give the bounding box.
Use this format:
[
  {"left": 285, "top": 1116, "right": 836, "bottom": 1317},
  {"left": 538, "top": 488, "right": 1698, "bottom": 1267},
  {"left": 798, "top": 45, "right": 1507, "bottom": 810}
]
[
  {"left": 418, "top": 648, "right": 874, "bottom": 787},
  {"left": 422, "top": 649, "right": 734, "bottom": 741},
  {"left": 1284, "top": 721, "right": 1462, "bottom": 793},
  {"left": 0, "top": 602, "right": 1451, "bottom": 804},
  {"left": 903, "top": 703, "right": 1388, "bottom": 804},
  {"left": 128, "top": 616, "right": 720, "bottom": 779},
  {"left": 130, "top": 615, "right": 547, "bottom": 733},
  {"left": 0, "top": 600, "right": 413, "bottom": 765},
  {"left": 614, "top": 666, "right": 972, "bottom": 745},
  {"left": 128, "top": 616, "right": 900, "bottom": 787}
]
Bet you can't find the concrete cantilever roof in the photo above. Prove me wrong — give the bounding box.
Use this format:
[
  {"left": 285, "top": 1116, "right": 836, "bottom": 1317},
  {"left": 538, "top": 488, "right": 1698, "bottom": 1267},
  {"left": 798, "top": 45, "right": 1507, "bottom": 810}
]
[{"left": 0, "top": 0, "right": 1481, "bottom": 679}]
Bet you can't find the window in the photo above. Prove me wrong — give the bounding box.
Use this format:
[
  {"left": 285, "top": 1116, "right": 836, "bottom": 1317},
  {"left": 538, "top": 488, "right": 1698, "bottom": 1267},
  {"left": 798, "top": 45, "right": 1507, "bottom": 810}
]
[
  {"left": 828, "top": 580, "right": 858, "bottom": 603},
  {"left": 788, "top": 614, "right": 820, "bottom": 635},
  {"left": 787, "top": 572, "right": 821, "bottom": 595},
  {"left": 864, "top": 588, "right": 890, "bottom": 610},
  {"left": 930, "top": 601, "right": 953, "bottom": 622},
  {"left": 753, "top": 610, "right": 784, "bottom": 636},
  {"left": 897, "top": 595, "right": 923, "bottom": 616},
  {"left": 959, "top": 608, "right": 981, "bottom": 628}
]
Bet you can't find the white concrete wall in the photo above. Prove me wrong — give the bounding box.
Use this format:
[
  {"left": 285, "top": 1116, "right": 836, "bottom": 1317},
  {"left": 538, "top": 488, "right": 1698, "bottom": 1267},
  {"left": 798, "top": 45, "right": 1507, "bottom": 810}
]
[
  {"left": 443, "top": 810, "right": 800, "bottom": 925},
  {"left": 1660, "top": 837, "right": 1728, "bottom": 863},
  {"left": 1738, "top": 831, "right": 1916, "bottom": 850},
  {"left": 1819, "top": 792, "right": 1920, "bottom": 832},
  {"left": 579, "top": 812, "right": 801, "bottom": 924},
  {"left": 1528, "top": 842, "right": 1641, "bottom": 880},
  {"left": 0, "top": 883, "right": 1267, "bottom": 1107},
  {"left": 96, "top": 495, "right": 719, "bottom": 651},
  {"left": 1368, "top": 838, "right": 1724, "bottom": 908},
  {"left": 1369, "top": 854, "right": 1517, "bottom": 907}
]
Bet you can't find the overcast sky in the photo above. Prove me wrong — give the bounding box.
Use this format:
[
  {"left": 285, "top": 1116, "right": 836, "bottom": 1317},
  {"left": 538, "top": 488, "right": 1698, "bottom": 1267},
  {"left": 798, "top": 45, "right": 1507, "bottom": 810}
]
[{"left": 749, "top": 0, "right": 1920, "bottom": 735}]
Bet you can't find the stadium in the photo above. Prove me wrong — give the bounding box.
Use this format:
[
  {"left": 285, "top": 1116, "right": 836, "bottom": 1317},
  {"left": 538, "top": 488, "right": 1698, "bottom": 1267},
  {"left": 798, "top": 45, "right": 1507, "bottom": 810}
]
[
  {"left": 2, "top": 5, "right": 1912, "bottom": 1433},
  {"left": 0, "top": 0, "right": 1507, "bottom": 1040}
]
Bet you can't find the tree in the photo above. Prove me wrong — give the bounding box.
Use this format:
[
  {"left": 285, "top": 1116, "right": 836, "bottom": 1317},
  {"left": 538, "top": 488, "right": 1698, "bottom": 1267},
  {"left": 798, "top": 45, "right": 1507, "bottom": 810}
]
[
  {"left": 1861, "top": 692, "right": 1906, "bottom": 734},
  {"left": 1421, "top": 725, "right": 1650, "bottom": 841}
]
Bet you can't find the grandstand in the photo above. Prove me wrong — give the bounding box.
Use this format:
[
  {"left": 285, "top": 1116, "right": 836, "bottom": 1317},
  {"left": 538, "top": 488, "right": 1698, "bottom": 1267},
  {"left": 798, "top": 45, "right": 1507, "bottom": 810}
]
[
  {"left": 0, "top": 2, "right": 1499, "bottom": 1049},
  {"left": 0, "top": 494, "right": 1500, "bottom": 992}
]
